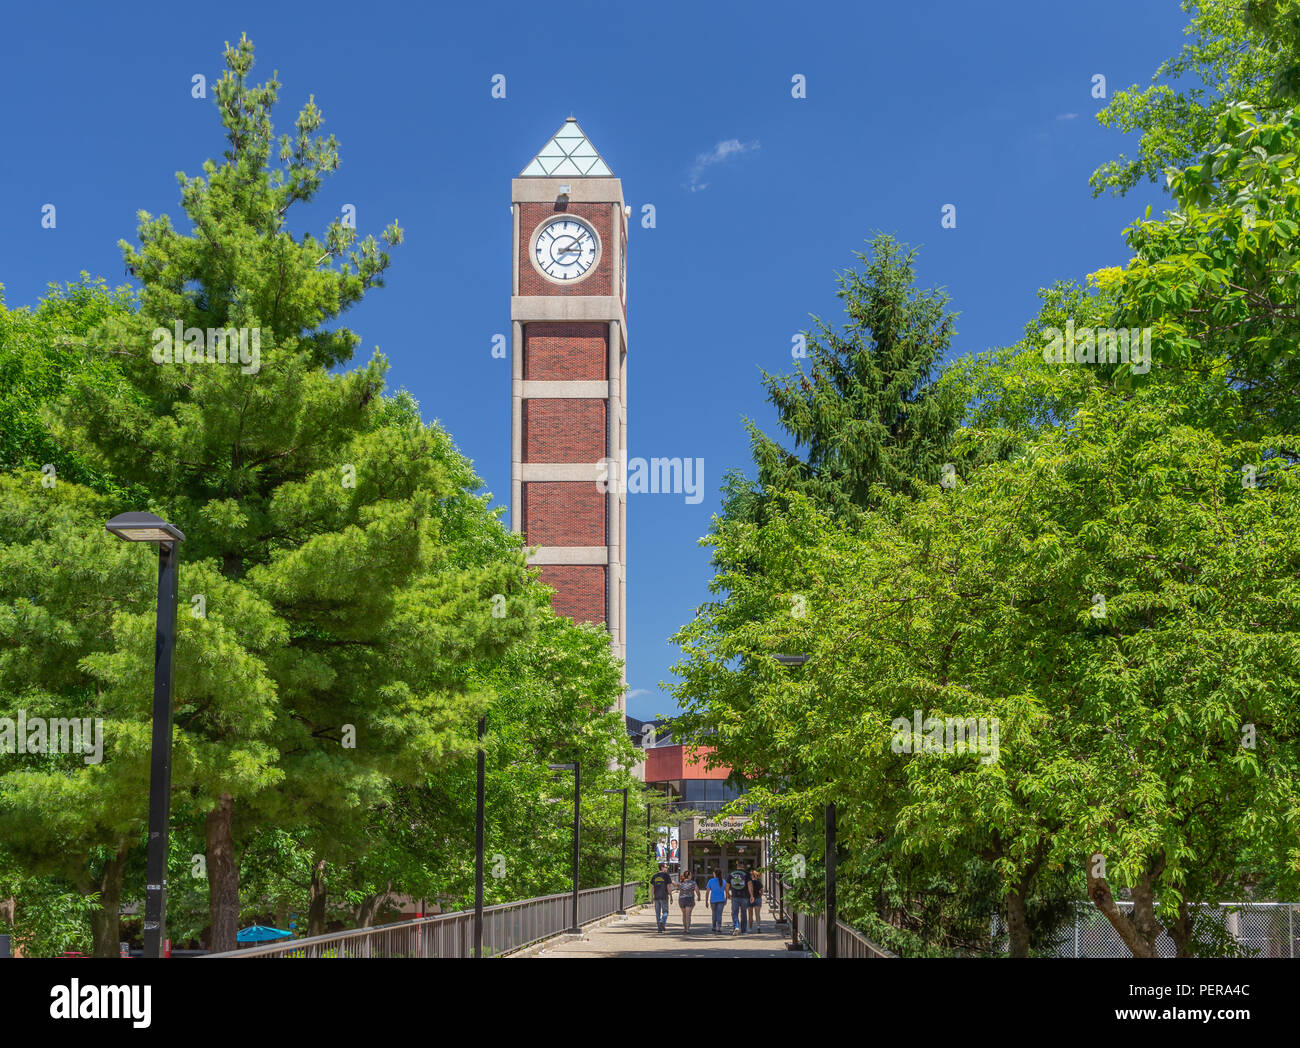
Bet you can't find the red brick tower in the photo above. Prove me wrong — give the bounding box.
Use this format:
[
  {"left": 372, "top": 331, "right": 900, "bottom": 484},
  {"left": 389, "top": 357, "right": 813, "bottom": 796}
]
[{"left": 511, "top": 119, "right": 628, "bottom": 708}]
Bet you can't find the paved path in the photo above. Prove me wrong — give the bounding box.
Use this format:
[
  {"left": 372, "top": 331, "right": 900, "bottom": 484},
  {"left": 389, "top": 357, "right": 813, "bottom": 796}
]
[{"left": 534, "top": 901, "right": 801, "bottom": 958}]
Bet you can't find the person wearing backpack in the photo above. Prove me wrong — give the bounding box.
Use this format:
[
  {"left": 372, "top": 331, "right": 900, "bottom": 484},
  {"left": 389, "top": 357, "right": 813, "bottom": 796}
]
[
  {"left": 728, "top": 865, "right": 751, "bottom": 936},
  {"left": 676, "top": 870, "right": 698, "bottom": 933},
  {"left": 649, "top": 863, "right": 674, "bottom": 933}
]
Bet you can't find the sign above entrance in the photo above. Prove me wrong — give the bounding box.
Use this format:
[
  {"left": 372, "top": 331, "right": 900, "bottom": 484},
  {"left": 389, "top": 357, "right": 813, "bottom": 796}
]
[{"left": 697, "top": 817, "right": 748, "bottom": 837}]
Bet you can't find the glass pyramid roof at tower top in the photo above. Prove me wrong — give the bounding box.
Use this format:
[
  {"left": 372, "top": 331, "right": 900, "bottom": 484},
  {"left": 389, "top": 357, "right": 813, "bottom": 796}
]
[{"left": 520, "top": 118, "right": 613, "bottom": 177}]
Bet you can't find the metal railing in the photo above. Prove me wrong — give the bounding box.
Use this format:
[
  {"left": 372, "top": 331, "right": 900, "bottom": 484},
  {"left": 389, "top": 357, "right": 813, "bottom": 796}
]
[
  {"left": 992, "top": 901, "right": 1299, "bottom": 958},
  {"left": 788, "top": 899, "right": 895, "bottom": 958},
  {"left": 209, "top": 882, "right": 637, "bottom": 959}
]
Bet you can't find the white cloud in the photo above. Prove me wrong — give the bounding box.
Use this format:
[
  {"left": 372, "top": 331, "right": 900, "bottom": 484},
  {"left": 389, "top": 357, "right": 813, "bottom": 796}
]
[
  {"left": 689, "top": 138, "right": 759, "bottom": 192},
  {"left": 1056, "top": 112, "right": 1079, "bottom": 121}
]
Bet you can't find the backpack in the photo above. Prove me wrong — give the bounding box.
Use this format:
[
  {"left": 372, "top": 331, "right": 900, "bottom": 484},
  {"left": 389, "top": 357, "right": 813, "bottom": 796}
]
[{"left": 729, "top": 869, "right": 748, "bottom": 893}]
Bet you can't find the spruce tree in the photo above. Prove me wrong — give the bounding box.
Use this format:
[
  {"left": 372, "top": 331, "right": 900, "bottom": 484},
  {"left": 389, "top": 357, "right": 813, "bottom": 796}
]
[{"left": 733, "top": 233, "right": 962, "bottom": 523}]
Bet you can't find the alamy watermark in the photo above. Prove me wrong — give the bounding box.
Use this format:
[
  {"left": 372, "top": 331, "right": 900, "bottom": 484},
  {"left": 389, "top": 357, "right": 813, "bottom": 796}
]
[
  {"left": 0, "top": 710, "right": 104, "bottom": 764},
  {"left": 890, "top": 711, "right": 1000, "bottom": 764},
  {"left": 596, "top": 451, "right": 704, "bottom": 504},
  {"left": 50, "top": 980, "right": 150, "bottom": 1028},
  {"left": 151, "top": 321, "right": 261, "bottom": 375},
  {"left": 1042, "top": 320, "right": 1151, "bottom": 375}
]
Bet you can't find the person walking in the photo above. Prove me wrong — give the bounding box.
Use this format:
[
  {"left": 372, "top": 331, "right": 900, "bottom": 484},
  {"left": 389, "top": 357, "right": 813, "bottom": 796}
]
[
  {"left": 677, "top": 870, "right": 698, "bottom": 934},
  {"left": 705, "top": 868, "right": 726, "bottom": 932},
  {"left": 728, "top": 865, "right": 750, "bottom": 936},
  {"left": 650, "top": 862, "right": 673, "bottom": 933},
  {"left": 748, "top": 867, "right": 763, "bottom": 932}
]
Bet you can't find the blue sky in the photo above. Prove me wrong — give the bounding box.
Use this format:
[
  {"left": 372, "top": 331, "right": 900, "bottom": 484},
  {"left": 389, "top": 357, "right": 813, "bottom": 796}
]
[{"left": 0, "top": 1, "right": 1186, "bottom": 720}]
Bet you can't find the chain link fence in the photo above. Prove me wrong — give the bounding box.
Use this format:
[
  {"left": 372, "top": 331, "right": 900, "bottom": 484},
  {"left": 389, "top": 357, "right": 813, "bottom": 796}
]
[{"left": 992, "top": 902, "right": 1299, "bottom": 957}]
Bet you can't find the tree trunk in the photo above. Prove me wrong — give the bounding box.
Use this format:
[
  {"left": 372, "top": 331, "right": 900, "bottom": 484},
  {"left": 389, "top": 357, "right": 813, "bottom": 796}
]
[
  {"left": 355, "top": 892, "right": 382, "bottom": 928},
  {"left": 1087, "top": 852, "right": 1163, "bottom": 958},
  {"left": 206, "top": 793, "right": 240, "bottom": 953},
  {"left": 1005, "top": 887, "right": 1031, "bottom": 958},
  {"left": 1165, "top": 899, "right": 1196, "bottom": 958},
  {"left": 0, "top": 897, "right": 18, "bottom": 957},
  {"left": 307, "top": 857, "right": 328, "bottom": 936},
  {"left": 88, "top": 840, "right": 131, "bottom": 957},
  {"left": 1129, "top": 867, "right": 1163, "bottom": 955}
]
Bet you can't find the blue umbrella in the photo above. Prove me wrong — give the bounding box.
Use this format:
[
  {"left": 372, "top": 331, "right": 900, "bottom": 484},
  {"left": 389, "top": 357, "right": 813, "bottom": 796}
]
[{"left": 236, "top": 924, "right": 293, "bottom": 943}]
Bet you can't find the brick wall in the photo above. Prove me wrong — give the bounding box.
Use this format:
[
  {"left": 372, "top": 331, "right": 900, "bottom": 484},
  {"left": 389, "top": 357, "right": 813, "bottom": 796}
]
[
  {"left": 516, "top": 200, "right": 619, "bottom": 635},
  {"left": 523, "top": 323, "right": 607, "bottom": 380},
  {"left": 523, "top": 399, "right": 606, "bottom": 462},
  {"left": 518, "top": 202, "right": 613, "bottom": 297},
  {"left": 538, "top": 564, "right": 607, "bottom": 624},
  {"left": 522, "top": 482, "right": 606, "bottom": 546}
]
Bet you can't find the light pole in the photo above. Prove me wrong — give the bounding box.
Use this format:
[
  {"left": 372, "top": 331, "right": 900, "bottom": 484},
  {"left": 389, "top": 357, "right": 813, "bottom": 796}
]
[
  {"left": 604, "top": 787, "right": 629, "bottom": 914},
  {"left": 549, "top": 762, "right": 580, "bottom": 933},
  {"left": 474, "top": 715, "right": 486, "bottom": 958},
  {"left": 825, "top": 801, "right": 837, "bottom": 959},
  {"left": 774, "top": 654, "right": 810, "bottom": 951},
  {"left": 105, "top": 511, "right": 184, "bottom": 960}
]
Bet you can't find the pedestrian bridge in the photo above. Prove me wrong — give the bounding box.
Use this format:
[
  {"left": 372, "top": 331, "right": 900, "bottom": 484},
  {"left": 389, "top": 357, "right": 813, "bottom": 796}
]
[
  {"left": 206, "top": 880, "right": 893, "bottom": 959},
  {"left": 523, "top": 901, "right": 796, "bottom": 958}
]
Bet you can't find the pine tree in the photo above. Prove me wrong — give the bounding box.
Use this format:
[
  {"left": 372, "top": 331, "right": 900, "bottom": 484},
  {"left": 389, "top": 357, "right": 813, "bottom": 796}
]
[
  {"left": 733, "top": 234, "right": 962, "bottom": 523},
  {"left": 52, "top": 36, "right": 533, "bottom": 951}
]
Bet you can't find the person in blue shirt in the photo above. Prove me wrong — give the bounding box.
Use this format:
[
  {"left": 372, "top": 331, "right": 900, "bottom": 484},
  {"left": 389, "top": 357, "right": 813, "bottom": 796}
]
[{"left": 705, "top": 869, "right": 727, "bottom": 932}]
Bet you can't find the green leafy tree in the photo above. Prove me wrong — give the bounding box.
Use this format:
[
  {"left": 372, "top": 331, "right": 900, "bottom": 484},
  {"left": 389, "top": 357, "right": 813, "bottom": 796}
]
[
  {"left": 1091, "top": 0, "right": 1300, "bottom": 196},
  {"left": 0, "top": 277, "right": 141, "bottom": 497},
  {"left": 673, "top": 356, "right": 1300, "bottom": 956},
  {"left": 40, "top": 36, "right": 538, "bottom": 952},
  {"left": 0, "top": 873, "right": 101, "bottom": 957},
  {"left": 0, "top": 469, "right": 289, "bottom": 954},
  {"left": 1115, "top": 103, "right": 1300, "bottom": 434}
]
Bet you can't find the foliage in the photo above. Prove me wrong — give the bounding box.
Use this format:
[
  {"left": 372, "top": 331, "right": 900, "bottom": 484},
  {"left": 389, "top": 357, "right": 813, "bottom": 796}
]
[
  {"left": 0, "top": 35, "right": 633, "bottom": 954},
  {"left": 1116, "top": 103, "right": 1300, "bottom": 433},
  {"left": 730, "top": 234, "right": 964, "bottom": 524},
  {"left": 0, "top": 277, "right": 143, "bottom": 499},
  {"left": 1091, "top": 0, "right": 1300, "bottom": 195}
]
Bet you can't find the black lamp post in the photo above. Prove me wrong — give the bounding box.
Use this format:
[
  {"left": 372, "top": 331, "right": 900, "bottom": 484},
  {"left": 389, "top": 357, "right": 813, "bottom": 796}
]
[
  {"left": 105, "top": 511, "right": 184, "bottom": 960},
  {"left": 474, "top": 715, "right": 486, "bottom": 958},
  {"left": 549, "top": 762, "right": 580, "bottom": 933},
  {"left": 825, "top": 801, "right": 837, "bottom": 959},
  {"left": 604, "top": 787, "right": 628, "bottom": 914},
  {"left": 774, "top": 654, "right": 812, "bottom": 952}
]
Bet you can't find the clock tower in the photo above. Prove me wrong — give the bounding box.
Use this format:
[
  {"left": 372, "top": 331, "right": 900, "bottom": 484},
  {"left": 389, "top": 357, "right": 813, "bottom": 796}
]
[{"left": 511, "top": 118, "right": 628, "bottom": 708}]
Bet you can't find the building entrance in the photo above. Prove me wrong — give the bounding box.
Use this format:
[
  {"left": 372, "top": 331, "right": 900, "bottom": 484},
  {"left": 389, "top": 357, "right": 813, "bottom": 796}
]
[
  {"left": 685, "top": 840, "right": 763, "bottom": 880},
  {"left": 688, "top": 842, "right": 721, "bottom": 881}
]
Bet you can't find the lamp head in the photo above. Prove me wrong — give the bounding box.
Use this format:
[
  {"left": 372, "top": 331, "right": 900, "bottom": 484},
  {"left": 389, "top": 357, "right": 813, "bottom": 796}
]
[{"left": 105, "top": 512, "right": 185, "bottom": 544}]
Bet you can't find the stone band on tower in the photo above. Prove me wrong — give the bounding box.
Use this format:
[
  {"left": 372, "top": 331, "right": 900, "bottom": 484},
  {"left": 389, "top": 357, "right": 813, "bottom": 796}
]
[{"left": 511, "top": 118, "right": 628, "bottom": 708}]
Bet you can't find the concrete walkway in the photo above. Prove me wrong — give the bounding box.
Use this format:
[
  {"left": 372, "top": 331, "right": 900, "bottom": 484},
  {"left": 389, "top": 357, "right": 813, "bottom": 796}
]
[{"left": 532, "top": 902, "right": 802, "bottom": 958}]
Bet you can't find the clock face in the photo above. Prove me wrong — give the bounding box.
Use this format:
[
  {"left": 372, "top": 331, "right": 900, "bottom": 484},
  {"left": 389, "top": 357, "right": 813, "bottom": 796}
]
[{"left": 533, "top": 217, "right": 599, "bottom": 282}]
